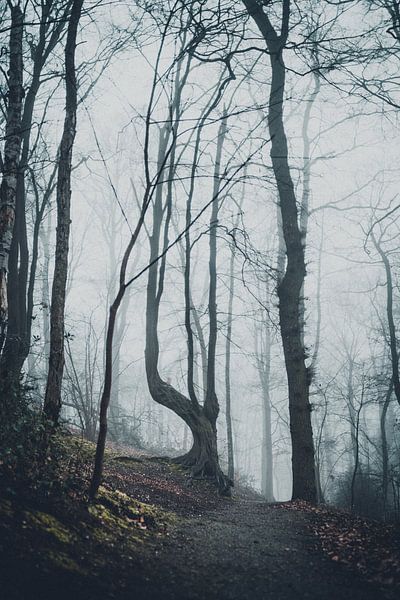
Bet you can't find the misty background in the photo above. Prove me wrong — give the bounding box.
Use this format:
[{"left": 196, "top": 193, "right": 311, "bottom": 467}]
[{"left": 3, "top": 0, "right": 400, "bottom": 517}]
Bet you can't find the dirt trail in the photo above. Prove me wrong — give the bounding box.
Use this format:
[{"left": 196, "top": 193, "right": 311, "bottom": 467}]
[
  {"left": 129, "top": 498, "right": 395, "bottom": 600},
  {"left": 2, "top": 448, "right": 398, "bottom": 600}
]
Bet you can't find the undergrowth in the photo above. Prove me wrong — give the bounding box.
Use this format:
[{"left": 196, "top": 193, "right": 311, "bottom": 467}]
[{"left": 0, "top": 392, "right": 174, "bottom": 599}]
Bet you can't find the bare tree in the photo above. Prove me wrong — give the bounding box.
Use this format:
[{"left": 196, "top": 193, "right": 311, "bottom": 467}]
[
  {"left": 144, "top": 80, "right": 232, "bottom": 495},
  {"left": 89, "top": 6, "right": 182, "bottom": 499},
  {"left": 242, "top": 0, "right": 317, "bottom": 502},
  {"left": 224, "top": 207, "right": 243, "bottom": 482},
  {"left": 43, "top": 0, "right": 84, "bottom": 423},
  {"left": 0, "top": 2, "right": 24, "bottom": 367}
]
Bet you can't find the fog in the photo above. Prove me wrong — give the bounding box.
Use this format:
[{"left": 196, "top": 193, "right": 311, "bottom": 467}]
[{"left": 2, "top": 0, "right": 400, "bottom": 518}]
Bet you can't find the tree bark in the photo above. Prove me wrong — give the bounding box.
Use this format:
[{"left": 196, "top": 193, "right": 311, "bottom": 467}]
[
  {"left": 0, "top": 5, "right": 24, "bottom": 367},
  {"left": 380, "top": 381, "right": 393, "bottom": 516},
  {"left": 204, "top": 113, "right": 227, "bottom": 429},
  {"left": 256, "top": 314, "right": 275, "bottom": 502},
  {"left": 350, "top": 395, "right": 363, "bottom": 513},
  {"left": 371, "top": 231, "right": 400, "bottom": 407},
  {"left": 43, "top": 0, "right": 84, "bottom": 423},
  {"left": 89, "top": 289, "right": 124, "bottom": 498},
  {"left": 144, "top": 134, "right": 231, "bottom": 489},
  {"left": 243, "top": 0, "right": 317, "bottom": 502},
  {"left": 225, "top": 241, "right": 236, "bottom": 482}
]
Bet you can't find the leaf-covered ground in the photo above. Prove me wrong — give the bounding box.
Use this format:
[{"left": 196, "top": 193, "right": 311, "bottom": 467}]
[{"left": 0, "top": 435, "right": 399, "bottom": 599}]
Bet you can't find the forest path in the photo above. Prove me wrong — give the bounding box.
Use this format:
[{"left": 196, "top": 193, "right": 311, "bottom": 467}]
[
  {"left": 130, "top": 497, "right": 395, "bottom": 600},
  {"left": 2, "top": 446, "right": 398, "bottom": 600}
]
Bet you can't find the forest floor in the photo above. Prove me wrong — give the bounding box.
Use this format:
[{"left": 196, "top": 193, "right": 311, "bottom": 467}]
[{"left": 1, "top": 435, "right": 399, "bottom": 600}]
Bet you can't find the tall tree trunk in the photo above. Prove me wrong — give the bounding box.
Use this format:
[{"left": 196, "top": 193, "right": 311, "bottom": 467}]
[
  {"left": 346, "top": 357, "right": 358, "bottom": 470},
  {"left": 299, "top": 70, "right": 321, "bottom": 346},
  {"left": 108, "top": 295, "right": 128, "bottom": 440},
  {"left": 258, "top": 319, "right": 275, "bottom": 502},
  {"left": 89, "top": 287, "right": 125, "bottom": 498},
  {"left": 350, "top": 396, "right": 363, "bottom": 513},
  {"left": 204, "top": 114, "right": 227, "bottom": 429},
  {"left": 26, "top": 168, "right": 57, "bottom": 379},
  {"left": 173, "top": 220, "right": 208, "bottom": 401},
  {"left": 261, "top": 380, "right": 274, "bottom": 501},
  {"left": 0, "top": 5, "right": 24, "bottom": 371},
  {"left": 243, "top": 0, "right": 317, "bottom": 502},
  {"left": 40, "top": 211, "right": 52, "bottom": 365},
  {"left": 145, "top": 225, "right": 230, "bottom": 491},
  {"left": 102, "top": 194, "right": 133, "bottom": 441},
  {"left": 43, "top": 0, "right": 84, "bottom": 423},
  {"left": 255, "top": 277, "right": 275, "bottom": 502},
  {"left": 182, "top": 82, "right": 212, "bottom": 409},
  {"left": 192, "top": 303, "right": 208, "bottom": 400},
  {"left": 371, "top": 231, "right": 400, "bottom": 407},
  {"left": 381, "top": 381, "right": 393, "bottom": 516},
  {"left": 3, "top": 170, "right": 29, "bottom": 385},
  {"left": 225, "top": 241, "right": 236, "bottom": 482},
  {"left": 224, "top": 190, "right": 244, "bottom": 483}
]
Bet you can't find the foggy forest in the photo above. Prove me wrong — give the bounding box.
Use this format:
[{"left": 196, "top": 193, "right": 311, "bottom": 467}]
[{"left": 1, "top": 1, "right": 400, "bottom": 599}]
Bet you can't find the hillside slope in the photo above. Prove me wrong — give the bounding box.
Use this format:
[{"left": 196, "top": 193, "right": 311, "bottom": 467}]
[{"left": 0, "top": 436, "right": 399, "bottom": 600}]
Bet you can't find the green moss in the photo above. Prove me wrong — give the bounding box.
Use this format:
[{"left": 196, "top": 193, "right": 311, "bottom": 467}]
[
  {"left": 47, "top": 550, "right": 85, "bottom": 574},
  {"left": 168, "top": 462, "right": 185, "bottom": 474},
  {"left": 113, "top": 456, "right": 143, "bottom": 464},
  {"left": 86, "top": 485, "right": 176, "bottom": 550},
  {"left": 97, "top": 486, "right": 176, "bottom": 528},
  {"left": 89, "top": 503, "right": 131, "bottom": 531},
  {"left": 91, "top": 523, "right": 144, "bottom": 545},
  {"left": 25, "top": 510, "right": 74, "bottom": 544},
  {"left": 55, "top": 434, "right": 96, "bottom": 463}
]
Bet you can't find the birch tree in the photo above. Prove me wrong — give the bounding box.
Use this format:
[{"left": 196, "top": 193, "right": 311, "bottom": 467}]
[{"left": 0, "top": 3, "right": 24, "bottom": 373}]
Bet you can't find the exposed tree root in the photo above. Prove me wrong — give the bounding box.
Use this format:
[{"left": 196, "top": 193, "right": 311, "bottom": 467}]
[{"left": 173, "top": 447, "right": 232, "bottom": 497}]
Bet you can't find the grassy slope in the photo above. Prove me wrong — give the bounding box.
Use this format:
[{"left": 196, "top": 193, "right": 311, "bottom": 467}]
[{"left": 0, "top": 434, "right": 399, "bottom": 599}]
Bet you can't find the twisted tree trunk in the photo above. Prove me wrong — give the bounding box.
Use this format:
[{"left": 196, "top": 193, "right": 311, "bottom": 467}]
[{"left": 144, "top": 113, "right": 231, "bottom": 494}]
